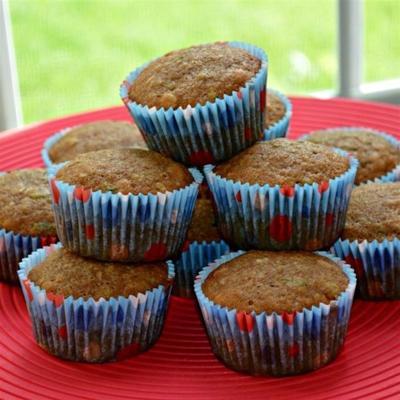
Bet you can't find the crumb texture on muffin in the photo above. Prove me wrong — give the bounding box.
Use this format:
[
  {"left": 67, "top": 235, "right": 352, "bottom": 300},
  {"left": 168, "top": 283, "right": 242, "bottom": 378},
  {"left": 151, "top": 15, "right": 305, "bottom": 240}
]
[
  {"left": 0, "top": 169, "right": 56, "bottom": 237},
  {"left": 129, "top": 42, "right": 261, "bottom": 109},
  {"left": 343, "top": 182, "right": 400, "bottom": 242},
  {"left": 186, "top": 198, "right": 221, "bottom": 243},
  {"left": 265, "top": 92, "right": 286, "bottom": 127},
  {"left": 28, "top": 248, "right": 169, "bottom": 300},
  {"left": 49, "top": 120, "right": 147, "bottom": 163},
  {"left": 305, "top": 129, "right": 399, "bottom": 184},
  {"left": 202, "top": 250, "right": 348, "bottom": 314},
  {"left": 214, "top": 139, "right": 350, "bottom": 186},
  {"left": 56, "top": 148, "right": 193, "bottom": 194}
]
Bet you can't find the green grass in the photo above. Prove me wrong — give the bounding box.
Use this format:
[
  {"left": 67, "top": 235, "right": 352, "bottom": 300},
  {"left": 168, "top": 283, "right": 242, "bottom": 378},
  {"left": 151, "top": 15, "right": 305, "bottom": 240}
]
[{"left": 9, "top": 0, "right": 399, "bottom": 124}]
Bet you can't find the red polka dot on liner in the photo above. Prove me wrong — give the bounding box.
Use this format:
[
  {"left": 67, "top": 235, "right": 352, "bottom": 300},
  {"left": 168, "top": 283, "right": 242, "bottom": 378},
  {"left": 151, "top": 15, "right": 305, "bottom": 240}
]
[
  {"left": 58, "top": 326, "right": 67, "bottom": 339},
  {"left": 269, "top": 215, "right": 292, "bottom": 242},
  {"left": 50, "top": 179, "right": 60, "bottom": 205},
  {"left": 235, "top": 191, "right": 242, "bottom": 202},
  {"left": 280, "top": 185, "right": 295, "bottom": 197},
  {"left": 23, "top": 280, "right": 33, "bottom": 302},
  {"left": 74, "top": 187, "right": 92, "bottom": 203},
  {"left": 236, "top": 311, "right": 255, "bottom": 333},
  {"left": 46, "top": 292, "right": 64, "bottom": 308},
  {"left": 325, "top": 213, "right": 334, "bottom": 226},
  {"left": 318, "top": 181, "right": 330, "bottom": 194},
  {"left": 288, "top": 342, "right": 300, "bottom": 358},
  {"left": 282, "top": 311, "right": 297, "bottom": 325},
  {"left": 144, "top": 243, "right": 168, "bottom": 261},
  {"left": 85, "top": 224, "right": 95, "bottom": 240}
]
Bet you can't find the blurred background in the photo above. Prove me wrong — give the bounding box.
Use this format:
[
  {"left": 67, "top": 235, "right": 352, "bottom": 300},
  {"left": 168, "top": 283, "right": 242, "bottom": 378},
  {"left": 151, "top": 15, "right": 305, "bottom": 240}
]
[{"left": 1, "top": 0, "right": 399, "bottom": 129}]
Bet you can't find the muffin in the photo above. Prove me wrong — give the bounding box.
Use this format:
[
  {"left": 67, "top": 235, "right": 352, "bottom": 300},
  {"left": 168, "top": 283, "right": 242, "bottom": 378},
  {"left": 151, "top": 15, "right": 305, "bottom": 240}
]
[
  {"left": 0, "top": 169, "right": 57, "bottom": 282},
  {"left": 42, "top": 120, "right": 147, "bottom": 167},
  {"left": 333, "top": 182, "right": 400, "bottom": 299},
  {"left": 194, "top": 250, "right": 356, "bottom": 376},
  {"left": 50, "top": 148, "right": 202, "bottom": 262},
  {"left": 205, "top": 139, "right": 358, "bottom": 250},
  {"left": 303, "top": 127, "right": 400, "bottom": 184},
  {"left": 19, "top": 244, "right": 174, "bottom": 362},
  {"left": 263, "top": 89, "right": 292, "bottom": 140},
  {"left": 121, "top": 41, "right": 268, "bottom": 166},
  {"left": 174, "top": 198, "right": 229, "bottom": 298}
]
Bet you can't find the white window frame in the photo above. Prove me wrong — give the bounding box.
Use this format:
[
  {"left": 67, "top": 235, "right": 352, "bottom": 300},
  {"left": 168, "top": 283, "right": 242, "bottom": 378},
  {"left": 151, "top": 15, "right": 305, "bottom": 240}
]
[{"left": 0, "top": 0, "right": 398, "bottom": 131}]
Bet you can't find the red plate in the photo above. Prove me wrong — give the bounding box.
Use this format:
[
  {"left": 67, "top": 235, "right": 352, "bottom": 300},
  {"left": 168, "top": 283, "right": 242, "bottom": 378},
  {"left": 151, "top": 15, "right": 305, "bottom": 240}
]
[{"left": 1, "top": 98, "right": 400, "bottom": 400}]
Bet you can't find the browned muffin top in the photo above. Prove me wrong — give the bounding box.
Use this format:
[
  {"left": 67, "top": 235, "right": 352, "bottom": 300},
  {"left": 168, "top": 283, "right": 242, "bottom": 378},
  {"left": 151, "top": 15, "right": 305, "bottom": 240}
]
[
  {"left": 265, "top": 92, "right": 286, "bottom": 127},
  {"left": 305, "top": 129, "right": 400, "bottom": 184},
  {"left": 28, "top": 248, "right": 170, "bottom": 300},
  {"left": 0, "top": 169, "right": 56, "bottom": 237},
  {"left": 187, "top": 198, "right": 221, "bottom": 243},
  {"left": 214, "top": 139, "right": 350, "bottom": 186},
  {"left": 56, "top": 148, "right": 193, "bottom": 195},
  {"left": 49, "top": 120, "right": 147, "bottom": 163},
  {"left": 129, "top": 42, "right": 261, "bottom": 109},
  {"left": 343, "top": 182, "right": 400, "bottom": 242},
  {"left": 202, "top": 250, "right": 348, "bottom": 314}
]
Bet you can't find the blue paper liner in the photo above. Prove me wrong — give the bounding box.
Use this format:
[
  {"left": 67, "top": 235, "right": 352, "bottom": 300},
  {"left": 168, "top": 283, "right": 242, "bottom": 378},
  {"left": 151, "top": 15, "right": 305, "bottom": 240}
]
[
  {"left": 172, "top": 240, "right": 230, "bottom": 298},
  {"left": 300, "top": 127, "right": 400, "bottom": 184},
  {"left": 263, "top": 88, "right": 292, "bottom": 141},
  {"left": 18, "top": 243, "right": 175, "bottom": 362},
  {"left": 120, "top": 41, "right": 268, "bottom": 166},
  {"left": 0, "top": 228, "right": 57, "bottom": 283},
  {"left": 332, "top": 237, "right": 400, "bottom": 299},
  {"left": 204, "top": 149, "right": 358, "bottom": 251},
  {"left": 41, "top": 127, "right": 72, "bottom": 169},
  {"left": 48, "top": 166, "right": 202, "bottom": 262},
  {"left": 194, "top": 250, "right": 356, "bottom": 376}
]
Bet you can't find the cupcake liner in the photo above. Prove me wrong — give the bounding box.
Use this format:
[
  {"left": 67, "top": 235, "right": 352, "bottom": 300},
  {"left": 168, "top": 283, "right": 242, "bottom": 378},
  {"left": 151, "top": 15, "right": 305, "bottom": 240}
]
[
  {"left": 332, "top": 238, "right": 400, "bottom": 299},
  {"left": 194, "top": 250, "right": 356, "bottom": 376},
  {"left": 48, "top": 166, "right": 202, "bottom": 262},
  {"left": 204, "top": 149, "right": 358, "bottom": 251},
  {"left": 173, "top": 240, "right": 230, "bottom": 298},
  {"left": 300, "top": 127, "right": 400, "bottom": 184},
  {"left": 120, "top": 41, "right": 268, "bottom": 166},
  {"left": 0, "top": 228, "right": 57, "bottom": 283},
  {"left": 18, "top": 243, "right": 175, "bottom": 362},
  {"left": 41, "top": 127, "right": 73, "bottom": 168},
  {"left": 263, "top": 88, "right": 292, "bottom": 141}
]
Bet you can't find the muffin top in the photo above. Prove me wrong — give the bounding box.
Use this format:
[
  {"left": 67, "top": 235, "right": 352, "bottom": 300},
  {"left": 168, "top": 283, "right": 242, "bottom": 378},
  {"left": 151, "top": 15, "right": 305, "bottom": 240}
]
[
  {"left": 49, "top": 120, "right": 147, "bottom": 164},
  {"left": 214, "top": 139, "right": 350, "bottom": 186},
  {"left": 56, "top": 148, "right": 193, "bottom": 195},
  {"left": 343, "top": 182, "right": 400, "bottom": 242},
  {"left": 0, "top": 169, "right": 56, "bottom": 237},
  {"left": 202, "top": 250, "right": 348, "bottom": 314},
  {"left": 305, "top": 129, "right": 399, "bottom": 184},
  {"left": 129, "top": 42, "right": 261, "bottom": 109},
  {"left": 28, "top": 248, "right": 170, "bottom": 300},
  {"left": 187, "top": 198, "right": 221, "bottom": 243},
  {"left": 265, "top": 92, "right": 286, "bottom": 127}
]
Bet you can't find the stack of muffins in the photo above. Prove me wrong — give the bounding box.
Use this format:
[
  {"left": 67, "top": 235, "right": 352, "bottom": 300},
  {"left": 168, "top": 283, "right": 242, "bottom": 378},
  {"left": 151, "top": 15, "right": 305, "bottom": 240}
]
[{"left": 8, "top": 41, "right": 398, "bottom": 374}]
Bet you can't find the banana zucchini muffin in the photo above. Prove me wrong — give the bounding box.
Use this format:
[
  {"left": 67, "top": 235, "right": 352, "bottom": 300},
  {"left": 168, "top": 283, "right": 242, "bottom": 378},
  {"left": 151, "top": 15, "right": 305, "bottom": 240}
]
[
  {"left": 214, "top": 139, "right": 349, "bottom": 186},
  {"left": 196, "top": 250, "right": 355, "bottom": 376},
  {"left": 20, "top": 246, "right": 174, "bottom": 362},
  {"left": 29, "top": 248, "right": 170, "bottom": 300},
  {"left": 128, "top": 42, "right": 261, "bottom": 109},
  {"left": 48, "top": 120, "right": 146, "bottom": 164},
  {"left": 343, "top": 182, "right": 400, "bottom": 242},
  {"left": 0, "top": 169, "right": 56, "bottom": 237},
  {"left": 186, "top": 198, "right": 221, "bottom": 243},
  {"left": 305, "top": 128, "right": 400, "bottom": 184},
  {"left": 265, "top": 92, "right": 286, "bottom": 128},
  {"left": 202, "top": 251, "right": 348, "bottom": 314},
  {"left": 56, "top": 148, "right": 193, "bottom": 195},
  {"left": 0, "top": 169, "right": 57, "bottom": 282}
]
